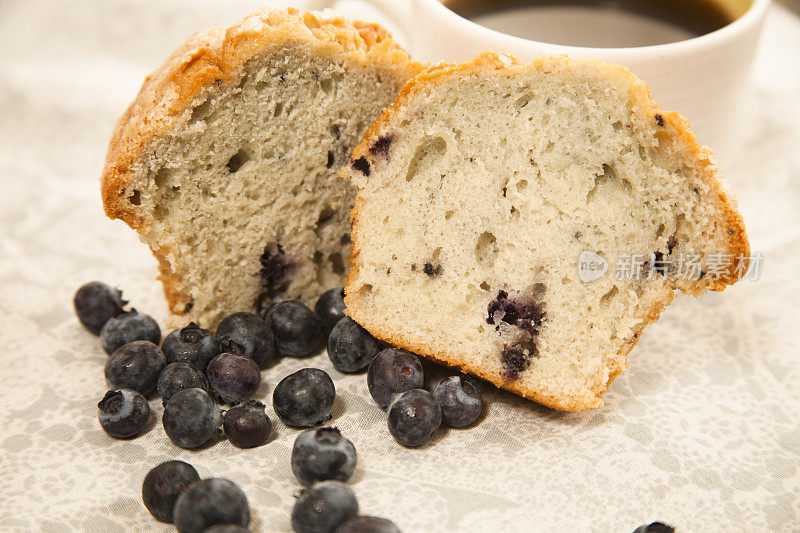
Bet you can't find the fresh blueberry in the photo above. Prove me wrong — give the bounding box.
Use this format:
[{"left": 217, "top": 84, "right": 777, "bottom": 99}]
[
  {"left": 273, "top": 368, "right": 335, "bottom": 427},
  {"left": 633, "top": 523, "right": 675, "bottom": 533},
  {"left": 432, "top": 376, "right": 482, "bottom": 428},
  {"left": 367, "top": 349, "right": 424, "bottom": 408},
  {"left": 205, "top": 352, "right": 261, "bottom": 404},
  {"left": 266, "top": 300, "right": 324, "bottom": 357},
  {"left": 327, "top": 317, "right": 381, "bottom": 373},
  {"left": 314, "top": 288, "right": 346, "bottom": 335},
  {"left": 335, "top": 516, "right": 400, "bottom": 533},
  {"left": 163, "top": 388, "right": 222, "bottom": 449},
  {"left": 100, "top": 310, "right": 161, "bottom": 355},
  {"left": 292, "top": 481, "right": 358, "bottom": 533},
  {"left": 173, "top": 478, "right": 249, "bottom": 533},
  {"left": 203, "top": 526, "right": 251, "bottom": 533},
  {"left": 292, "top": 427, "right": 356, "bottom": 486},
  {"left": 105, "top": 340, "right": 166, "bottom": 396},
  {"left": 74, "top": 281, "right": 126, "bottom": 335},
  {"left": 162, "top": 323, "right": 220, "bottom": 371},
  {"left": 142, "top": 460, "right": 200, "bottom": 523},
  {"left": 223, "top": 400, "right": 272, "bottom": 448},
  {"left": 216, "top": 312, "right": 275, "bottom": 367},
  {"left": 387, "top": 389, "right": 441, "bottom": 448},
  {"left": 97, "top": 389, "right": 150, "bottom": 439},
  {"left": 158, "top": 362, "right": 209, "bottom": 402}
]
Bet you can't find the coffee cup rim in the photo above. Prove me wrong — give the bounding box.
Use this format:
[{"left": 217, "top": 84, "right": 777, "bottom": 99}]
[{"left": 432, "top": 0, "right": 771, "bottom": 56}]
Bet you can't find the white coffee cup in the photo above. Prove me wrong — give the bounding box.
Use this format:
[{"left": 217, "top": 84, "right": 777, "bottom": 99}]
[{"left": 313, "top": 0, "right": 771, "bottom": 165}]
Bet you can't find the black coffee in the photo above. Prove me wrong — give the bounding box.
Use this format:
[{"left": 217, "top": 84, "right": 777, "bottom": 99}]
[{"left": 443, "top": 0, "right": 743, "bottom": 41}]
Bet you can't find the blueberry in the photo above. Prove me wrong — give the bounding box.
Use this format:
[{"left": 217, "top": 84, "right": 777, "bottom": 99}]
[
  {"left": 387, "top": 389, "right": 441, "bottom": 448},
  {"left": 432, "top": 376, "right": 482, "bottom": 428},
  {"left": 205, "top": 352, "right": 261, "bottom": 404},
  {"left": 351, "top": 156, "right": 370, "bottom": 176},
  {"left": 327, "top": 317, "right": 381, "bottom": 373},
  {"left": 273, "top": 368, "right": 335, "bottom": 427},
  {"left": 162, "top": 323, "right": 220, "bottom": 371},
  {"left": 223, "top": 400, "right": 272, "bottom": 448},
  {"left": 633, "top": 523, "right": 675, "bottom": 533},
  {"left": 100, "top": 310, "right": 161, "bottom": 355},
  {"left": 255, "top": 243, "right": 296, "bottom": 316},
  {"left": 173, "top": 478, "right": 249, "bottom": 533},
  {"left": 158, "top": 362, "right": 209, "bottom": 402},
  {"left": 292, "top": 427, "right": 356, "bottom": 486},
  {"left": 267, "top": 300, "right": 324, "bottom": 357},
  {"left": 486, "top": 289, "right": 544, "bottom": 335},
  {"left": 142, "top": 460, "right": 200, "bottom": 523},
  {"left": 292, "top": 481, "right": 358, "bottom": 533},
  {"left": 216, "top": 312, "right": 275, "bottom": 367},
  {"left": 367, "top": 349, "right": 424, "bottom": 408},
  {"left": 74, "top": 281, "right": 126, "bottom": 335},
  {"left": 203, "top": 526, "right": 251, "bottom": 533},
  {"left": 335, "top": 516, "right": 400, "bottom": 533},
  {"left": 105, "top": 340, "right": 166, "bottom": 396},
  {"left": 163, "top": 388, "right": 222, "bottom": 449},
  {"left": 97, "top": 389, "right": 150, "bottom": 438},
  {"left": 314, "top": 288, "right": 346, "bottom": 335}
]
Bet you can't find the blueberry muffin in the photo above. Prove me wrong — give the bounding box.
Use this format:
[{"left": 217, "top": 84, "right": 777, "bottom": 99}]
[
  {"left": 339, "top": 53, "right": 750, "bottom": 411},
  {"left": 101, "top": 8, "right": 422, "bottom": 328}
]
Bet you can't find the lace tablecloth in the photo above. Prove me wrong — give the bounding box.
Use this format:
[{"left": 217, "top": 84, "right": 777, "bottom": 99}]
[{"left": 1, "top": 1, "right": 798, "bottom": 531}]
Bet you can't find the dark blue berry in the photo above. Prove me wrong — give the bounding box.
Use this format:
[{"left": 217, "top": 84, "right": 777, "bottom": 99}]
[
  {"left": 486, "top": 289, "right": 544, "bottom": 335},
  {"left": 74, "top": 281, "right": 126, "bottom": 335},
  {"left": 432, "top": 376, "right": 482, "bottom": 428},
  {"left": 206, "top": 352, "right": 261, "bottom": 404},
  {"left": 216, "top": 312, "right": 275, "bottom": 367},
  {"left": 422, "top": 262, "right": 442, "bottom": 277},
  {"left": 255, "top": 243, "right": 296, "bottom": 316},
  {"left": 633, "top": 523, "right": 675, "bottom": 533},
  {"left": 292, "top": 481, "right": 358, "bottom": 533},
  {"left": 327, "top": 317, "right": 381, "bottom": 373},
  {"left": 173, "top": 478, "right": 249, "bottom": 533},
  {"left": 100, "top": 310, "right": 161, "bottom": 355},
  {"left": 162, "top": 323, "right": 220, "bottom": 371},
  {"left": 292, "top": 427, "right": 356, "bottom": 486},
  {"left": 203, "top": 525, "right": 251, "bottom": 533},
  {"left": 142, "top": 460, "right": 200, "bottom": 523},
  {"left": 266, "top": 300, "right": 324, "bottom": 357},
  {"left": 314, "top": 288, "right": 346, "bottom": 335},
  {"left": 369, "top": 135, "right": 394, "bottom": 156},
  {"left": 97, "top": 389, "right": 150, "bottom": 439},
  {"left": 273, "top": 368, "right": 335, "bottom": 427},
  {"left": 367, "top": 349, "right": 424, "bottom": 408},
  {"left": 351, "top": 156, "right": 370, "bottom": 176},
  {"left": 163, "top": 388, "right": 222, "bottom": 449},
  {"left": 387, "top": 389, "right": 441, "bottom": 448},
  {"left": 500, "top": 340, "right": 536, "bottom": 379},
  {"left": 158, "top": 362, "right": 209, "bottom": 402},
  {"left": 335, "top": 516, "right": 400, "bottom": 533},
  {"left": 223, "top": 400, "right": 272, "bottom": 448},
  {"left": 105, "top": 340, "right": 166, "bottom": 396}
]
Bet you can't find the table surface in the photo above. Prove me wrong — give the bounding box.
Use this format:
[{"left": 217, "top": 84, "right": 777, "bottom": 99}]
[{"left": 1, "top": 1, "right": 799, "bottom": 531}]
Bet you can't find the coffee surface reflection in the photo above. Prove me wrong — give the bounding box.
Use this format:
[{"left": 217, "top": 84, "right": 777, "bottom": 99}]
[{"left": 442, "top": 0, "right": 748, "bottom": 47}]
